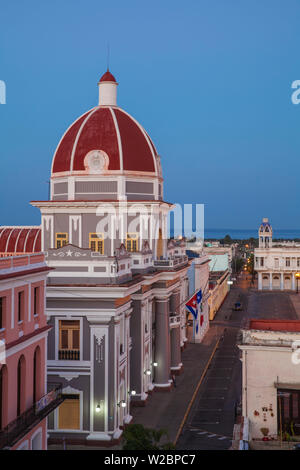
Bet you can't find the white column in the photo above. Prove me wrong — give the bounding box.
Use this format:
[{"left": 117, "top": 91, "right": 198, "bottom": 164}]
[
  {"left": 269, "top": 274, "right": 272, "bottom": 291},
  {"left": 258, "top": 272, "right": 262, "bottom": 290},
  {"left": 280, "top": 273, "right": 284, "bottom": 290}
]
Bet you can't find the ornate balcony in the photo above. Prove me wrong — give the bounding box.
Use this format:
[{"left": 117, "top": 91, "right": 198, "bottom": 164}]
[
  {"left": 58, "top": 349, "right": 80, "bottom": 360},
  {"left": 0, "top": 383, "right": 64, "bottom": 449}
]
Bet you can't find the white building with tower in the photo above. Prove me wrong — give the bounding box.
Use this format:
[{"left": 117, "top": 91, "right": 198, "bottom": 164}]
[{"left": 255, "top": 218, "right": 300, "bottom": 291}]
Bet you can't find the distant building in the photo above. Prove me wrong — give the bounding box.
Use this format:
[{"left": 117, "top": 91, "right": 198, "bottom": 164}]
[
  {"left": 239, "top": 319, "right": 300, "bottom": 442},
  {"left": 255, "top": 218, "right": 300, "bottom": 290},
  {"left": 186, "top": 239, "right": 238, "bottom": 274},
  {"left": 0, "top": 254, "right": 62, "bottom": 450},
  {"left": 186, "top": 252, "right": 210, "bottom": 343}
]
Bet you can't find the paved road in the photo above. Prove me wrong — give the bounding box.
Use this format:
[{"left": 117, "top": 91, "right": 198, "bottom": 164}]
[{"left": 176, "top": 272, "right": 298, "bottom": 450}]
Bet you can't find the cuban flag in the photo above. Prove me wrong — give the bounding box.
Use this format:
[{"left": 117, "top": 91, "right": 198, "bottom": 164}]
[{"left": 186, "top": 289, "right": 202, "bottom": 333}]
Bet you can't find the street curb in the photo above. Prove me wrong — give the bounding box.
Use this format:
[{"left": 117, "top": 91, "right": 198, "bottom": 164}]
[{"left": 173, "top": 336, "right": 222, "bottom": 447}]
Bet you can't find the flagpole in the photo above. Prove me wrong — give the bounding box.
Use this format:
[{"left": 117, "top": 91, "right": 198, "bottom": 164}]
[{"left": 193, "top": 309, "right": 196, "bottom": 344}]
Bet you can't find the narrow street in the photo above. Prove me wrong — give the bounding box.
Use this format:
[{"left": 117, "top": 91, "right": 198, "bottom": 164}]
[{"left": 176, "top": 271, "right": 298, "bottom": 450}]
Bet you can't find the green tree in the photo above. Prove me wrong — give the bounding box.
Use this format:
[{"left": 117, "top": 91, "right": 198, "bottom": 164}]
[
  {"left": 222, "top": 234, "right": 232, "bottom": 245},
  {"left": 122, "top": 423, "right": 175, "bottom": 450}
]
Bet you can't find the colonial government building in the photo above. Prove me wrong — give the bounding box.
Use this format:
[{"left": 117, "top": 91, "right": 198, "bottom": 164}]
[
  {"left": 255, "top": 218, "right": 300, "bottom": 291},
  {"left": 0, "top": 70, "right": 209, "bottom": 446}
]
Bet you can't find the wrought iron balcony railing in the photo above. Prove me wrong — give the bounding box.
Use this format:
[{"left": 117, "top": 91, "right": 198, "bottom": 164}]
[{"left": 0, "top": 383, "right": 64, "bottom": 449}]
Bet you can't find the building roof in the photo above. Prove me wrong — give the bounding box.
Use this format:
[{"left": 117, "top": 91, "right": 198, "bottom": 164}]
[
  {"left": 249, "top": 319, "right": 300, "bottom": 332},
  {"left": 99, "top": 70, "right": 117, "bottom": 83},
  {"left": 0, "top": 227, "right": 41, "bottom": 254},
  {"left": 51, "top": 106, "right": 159, "bottom": 176}
]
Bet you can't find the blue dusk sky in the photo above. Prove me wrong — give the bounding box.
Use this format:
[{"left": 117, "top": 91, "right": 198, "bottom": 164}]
[{"left": 1, "top": 0, "right": 300, "bottom": 231}]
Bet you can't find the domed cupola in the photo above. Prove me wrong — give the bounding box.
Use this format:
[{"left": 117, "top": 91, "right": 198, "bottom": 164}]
[
  {"left": 259, "top": 217, "right": 273, "bottom": 248},
  {"left": 50, "top": 70, "right": 163, "bottom": 202}
]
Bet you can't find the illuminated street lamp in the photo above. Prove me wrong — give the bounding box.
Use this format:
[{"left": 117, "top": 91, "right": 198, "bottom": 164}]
[{"left": 295, "top": 273, "right": 300, "bottom": 293}]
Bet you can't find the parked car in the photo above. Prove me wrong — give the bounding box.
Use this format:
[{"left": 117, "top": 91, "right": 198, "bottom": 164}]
[{"left": 233, "top": 302, "right": 242, "bottom": 311}]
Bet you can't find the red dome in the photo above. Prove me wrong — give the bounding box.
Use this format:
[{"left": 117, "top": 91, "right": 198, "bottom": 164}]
[
  {"left": 52, "top": 107, "right": 159, "bottom": 175},
  {"left": 0, "top": 227, "right": 41, "bottom": 254},
  {"left": 99, "top": 70, "right": 117, "bottom": 83}
]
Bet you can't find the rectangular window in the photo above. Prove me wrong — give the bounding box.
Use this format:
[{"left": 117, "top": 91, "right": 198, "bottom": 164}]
[
  {"left": 33, "top": 287, "right": 40, "bottom": 316},
  {"left": 275, "top": 258, "right": 279, "bottom": 268},
  {"left": 89, "top": 233, "right": 104, "bottom": 254},
  {"left": 286, "top": 258, "right": 290, "bottom": 267},
  {"left": 58, "top": 395, "right": 80, "bottom": 430},
  {"left": 297, "top": 258, "right": 300, "bottom": 268},
  {"left": 18, "top": 291, "right": 24, "bottom": 322},
  {"left": 260, "top": 258, "right": 264, "bottom": 267},
  {"left": 278, "top": 389, "right": 300, "bottom": 436},
  {"left": 59, "top": 320, "right": 80, "bottom": 360},
  {"left": 55, "top": 233, "right": 68, "bottom": 249},
  {"left": 126, "top": 233, "right": 138, "bottom": 252}
]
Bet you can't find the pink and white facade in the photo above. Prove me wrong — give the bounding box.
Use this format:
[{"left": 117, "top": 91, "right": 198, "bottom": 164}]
[{"left": 0, "top": 254, "right": 61, "bottom": 450}]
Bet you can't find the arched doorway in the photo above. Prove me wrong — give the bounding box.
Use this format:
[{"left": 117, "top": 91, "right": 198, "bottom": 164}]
[
  {"left": 157, "top": 229, "right": 163, "bottom": 259},
  {"left": 17, "top": 355, "right": 26, "bottom": 416},
  {"left": 284, "top": 276, "right": 292, "bottom": 290},
  {"left": 33, "top": 346, "right": 41, "bottom": 404},
  {"left": 273, "top": 275, "right": 280, "bottom": 289},
  {"left": 262, "top": 275, "right": 269, "bottom": 290},
  {"left": 0, "top": 365, "right": 7, "bottom": 429}
]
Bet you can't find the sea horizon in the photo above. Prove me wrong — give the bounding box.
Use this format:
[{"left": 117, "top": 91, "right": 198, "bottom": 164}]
[{"left": 203, "top": 228, "right": 300, "bottom": 240}]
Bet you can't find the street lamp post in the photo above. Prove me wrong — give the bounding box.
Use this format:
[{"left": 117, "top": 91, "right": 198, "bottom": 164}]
[{"left": 295, "top": 273, "right": 300, "bottom": 293}]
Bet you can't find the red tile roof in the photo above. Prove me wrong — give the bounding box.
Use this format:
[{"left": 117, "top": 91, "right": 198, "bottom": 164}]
[
  {"left": 51, "top": 107, "right": 158, "bottom": 175},
  {"left": 0, "top": 227, "right": 41, "bottom": 255},
  {"left": 99, "top": 70, "right": 117, "bottom": 83},
  {"left": 249, "top": 319, "right": 300, "bottom": 332}
]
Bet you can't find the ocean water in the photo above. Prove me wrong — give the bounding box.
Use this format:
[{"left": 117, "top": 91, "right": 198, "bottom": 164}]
[{"left": 204, "top": 229, "right": 300, "bottom": 240}]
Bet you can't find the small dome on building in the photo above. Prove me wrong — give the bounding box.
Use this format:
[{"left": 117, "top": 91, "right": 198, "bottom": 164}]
[{"left": 99, "top": 70, "right": 117, "bottom": 83}]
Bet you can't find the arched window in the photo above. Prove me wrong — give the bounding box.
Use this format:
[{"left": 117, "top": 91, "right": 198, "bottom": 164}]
[
  {"left": 0, "top": 365, "right": 8, "bottom": 429},
  {"left": 17, "top": 355, "right": 26, "bottom": 417},
  {"left": 33, "top": 347, "right": 41, "bottom": 404}
]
